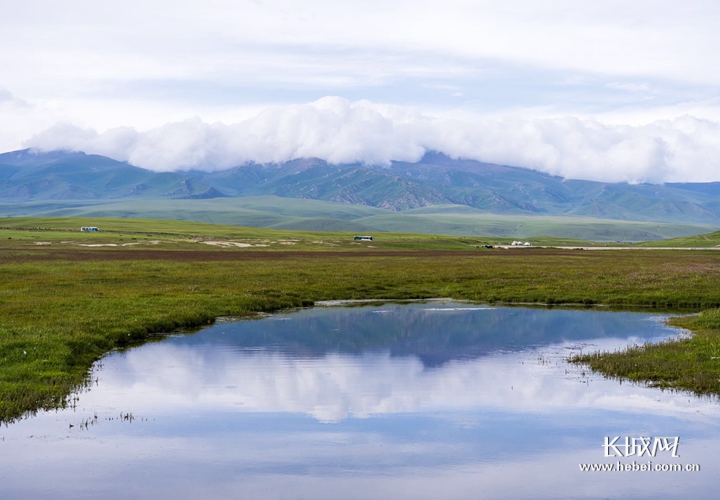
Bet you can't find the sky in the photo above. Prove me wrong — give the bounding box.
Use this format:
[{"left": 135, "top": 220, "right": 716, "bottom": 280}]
[{"left": 2, "top": 0, "right": 720, "bottom": 182}]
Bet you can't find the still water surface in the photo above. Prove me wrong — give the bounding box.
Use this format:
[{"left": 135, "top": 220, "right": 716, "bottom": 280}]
[{"left": 1, "top": 302, "right": 719, "bottom": 499}]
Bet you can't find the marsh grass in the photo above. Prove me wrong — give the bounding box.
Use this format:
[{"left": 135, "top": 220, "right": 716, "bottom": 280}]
[
  {"left": 2, "top": 217, "right": 720, "bottom": 422},
  {"left": 571, "top": 309, "right": 720, "bottom": 396}
]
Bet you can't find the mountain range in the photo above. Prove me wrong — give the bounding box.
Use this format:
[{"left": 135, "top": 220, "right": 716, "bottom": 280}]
[{"left": 1, "top": 149, "right": 720, "bottom": 240}]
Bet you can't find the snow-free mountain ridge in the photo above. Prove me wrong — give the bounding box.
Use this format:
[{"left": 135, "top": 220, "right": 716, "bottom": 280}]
[{"left": 1, "top": 149, "right": 720, "bottom": 225}]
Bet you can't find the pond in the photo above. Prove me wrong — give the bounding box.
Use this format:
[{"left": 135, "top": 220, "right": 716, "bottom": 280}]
[{"left": 1, "top": 302, "right": 718, "bottom": 499}]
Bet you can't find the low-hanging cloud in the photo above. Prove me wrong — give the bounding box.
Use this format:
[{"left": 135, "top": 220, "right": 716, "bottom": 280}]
[{"left": 24, "top": 97, "right": 720, "bottom": 183}]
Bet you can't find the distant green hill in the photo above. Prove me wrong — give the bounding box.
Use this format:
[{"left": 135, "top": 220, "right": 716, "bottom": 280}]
[
  {"left": 638, "top": 230, "right": 720, "bottom": 247},
  {"left": 353, "top": 212, "right": 714, "bottom": 241},
  {"left": 0, "top": 149, "right": 220, "bottom": 201},
  {"left": 1, "top": 196, "right": 716, "bottom": 242},
  {"left": 2, "top": 149, "right": 720, "bottom": 240}
]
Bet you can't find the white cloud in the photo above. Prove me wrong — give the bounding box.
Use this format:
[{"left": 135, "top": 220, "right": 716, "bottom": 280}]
[
  {"left": 3, "top": 1, "right": 720, "bottom": 88},
  {"left": 23, "top": 97, "right": 720, "bottom": 183},
  {"left": 605, "top": 82, "right": 654, "bottom": 94},
  {"left": 48, "top": 333, "right": 720, "bottom": 425},
  {"left": 2, "top": 2, "right": 720, "bottom": 184}
]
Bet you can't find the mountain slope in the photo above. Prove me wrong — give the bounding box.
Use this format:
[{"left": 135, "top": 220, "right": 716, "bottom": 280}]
[
  {"left": 2, "top": 149, "right": 720, "bottom": 225},
  {"left": 1, "top": 196, "right": 716, "bottom": 242},
  {"left": 0, "top": 149, "right": 220, "bottom": 201}
]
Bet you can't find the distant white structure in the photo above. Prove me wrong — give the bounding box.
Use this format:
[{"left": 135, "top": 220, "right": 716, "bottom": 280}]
[
  {"left": 354, "top": 235, "right": 374, "bottom": 241},
  {"left": 510, "top": 241, "right": 531, "bottom": 246},
  {"left": 80, "top": 226, "right": 99, "bottom": 232}
]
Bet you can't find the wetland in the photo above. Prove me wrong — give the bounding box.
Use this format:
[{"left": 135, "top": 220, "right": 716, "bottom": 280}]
[
  {"left": 2, "top": 218, "right": 720, "bottom": 499},
  {"left": 2, "top": 219, "right": 720, "bottom": 423},
  {"left": 1, "top": 302, "right": 718, "bottom": 499}
]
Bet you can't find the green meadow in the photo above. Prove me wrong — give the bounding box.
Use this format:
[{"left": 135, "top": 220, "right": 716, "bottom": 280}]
[
  {"left": 1, "top": 216, "right": 720, "bottom": 423},
  {"left": 2, "top": 195, "right": 717, "bottom": 241},
  {"left": 637, "top": 229, "right": 720, "bottom": 247},
  {"left": 0, "top": 215, "right": 596, "bottom": 250}
]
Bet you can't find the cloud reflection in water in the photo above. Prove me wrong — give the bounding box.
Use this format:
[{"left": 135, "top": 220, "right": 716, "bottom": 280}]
[{"left": 1, "top": 304, "right": 718, "bottom": 499}]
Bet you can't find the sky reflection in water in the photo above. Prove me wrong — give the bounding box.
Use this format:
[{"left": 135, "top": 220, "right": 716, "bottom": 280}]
[{"left": 1, "top": 303, "right": 718, "bottom": 499}]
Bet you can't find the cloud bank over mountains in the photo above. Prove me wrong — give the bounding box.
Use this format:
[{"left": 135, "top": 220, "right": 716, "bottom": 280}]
[
  {"left": 25, "top": 97, "right": 720, "bottom": 184},
  {"left": 6, "top": 2, "right": 720, "bottom": 184}
]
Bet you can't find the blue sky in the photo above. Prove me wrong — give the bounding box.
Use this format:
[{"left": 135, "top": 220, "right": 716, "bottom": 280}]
[{"left": 2, "top": 0, "right": 720, "bottom": 182}]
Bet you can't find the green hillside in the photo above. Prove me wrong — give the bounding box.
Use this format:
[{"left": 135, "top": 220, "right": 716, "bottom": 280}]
[
  {"left": 356, "top": 211, "right": 719, "bottom": 241},
  {"left": 1, "top": 196, "right": 717, "bottom": 241},
  {"left": 3, "top": 150, "right": 720, "bottom": 225},
  {"left": 0, "top": 150, "right": 212, "bottom": 200},
  {"left": 637, "top": 230, "right": 720, "bottom": 247}
]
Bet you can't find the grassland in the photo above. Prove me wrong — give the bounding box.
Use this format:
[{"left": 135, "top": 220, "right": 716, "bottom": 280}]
[
  {"left": 0, "top": 215, "right": 597, "bottom": 250},
  {"left": 637, "top": 229, "right": 720, "bottom": 247},
  {"left": 1, "top": 196, "right": 717, "bottom": 241},
  {"left": 2, "top": 216, "right": 720, "bottom": 423}
]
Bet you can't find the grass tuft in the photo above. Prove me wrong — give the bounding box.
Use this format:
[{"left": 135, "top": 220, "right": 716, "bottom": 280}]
[{"left": 570, "top": 308, "right": 720, "bottom": 396}]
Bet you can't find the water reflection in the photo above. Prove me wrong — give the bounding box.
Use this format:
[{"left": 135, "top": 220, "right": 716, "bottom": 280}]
[{"left": 1, "top": 303, "right": 718, "bottom": 499}]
